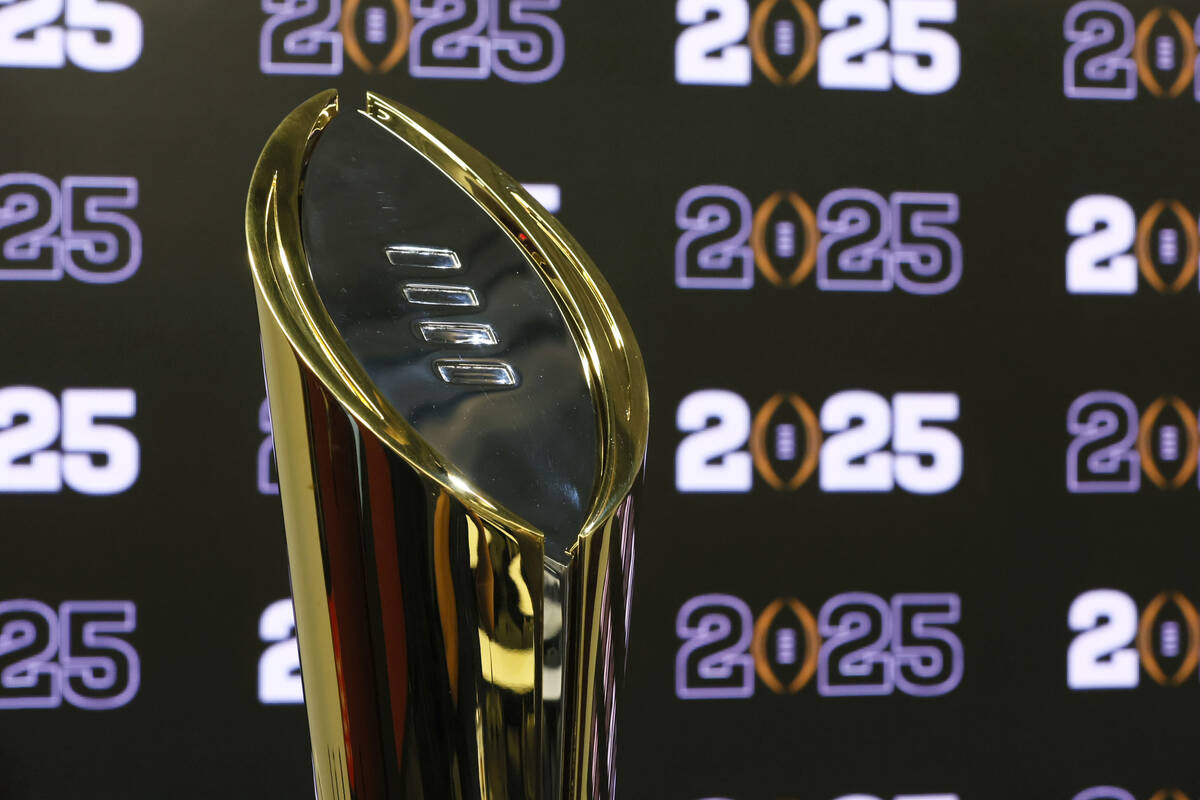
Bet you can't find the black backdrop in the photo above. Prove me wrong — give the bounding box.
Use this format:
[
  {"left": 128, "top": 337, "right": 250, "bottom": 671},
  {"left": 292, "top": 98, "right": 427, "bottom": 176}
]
[{"left": 2, "top": 1, "right": 1200, "bottom": 798}]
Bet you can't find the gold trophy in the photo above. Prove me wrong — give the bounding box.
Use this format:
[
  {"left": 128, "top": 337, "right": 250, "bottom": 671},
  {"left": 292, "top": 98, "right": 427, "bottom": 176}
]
[{"left": 245, "top": 90, "right": 648, "bottom": 800}]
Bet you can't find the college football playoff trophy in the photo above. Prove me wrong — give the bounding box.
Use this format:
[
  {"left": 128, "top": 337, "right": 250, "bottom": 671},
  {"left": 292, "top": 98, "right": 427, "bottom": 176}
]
[{"left": 245, "top": 90, "right": 648, "bottom": 800}]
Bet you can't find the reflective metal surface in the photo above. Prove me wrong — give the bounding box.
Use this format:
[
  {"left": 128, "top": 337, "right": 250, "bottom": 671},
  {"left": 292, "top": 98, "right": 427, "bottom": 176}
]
[
  {"left": 246, "top": 90, "right": 648, "bottom": 800},
  {"left": 301, "top": 106, "right": 598, "bottom": 549}
]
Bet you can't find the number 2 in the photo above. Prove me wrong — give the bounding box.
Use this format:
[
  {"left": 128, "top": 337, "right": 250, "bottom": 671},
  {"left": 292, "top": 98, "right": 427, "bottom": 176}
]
[
  {"left": 0, "top": 0, "right": 65, "bottom": 68},
  {"left": 258, "top": 398, "right": 279, "bottom": 495},
  {"left": 258, "top": 599, "right": 303, "bottom": 704},
  {"left": 1066, "top": 195, "right": 1137, "bottom": 295},
  {"left": 676, "top": 594, "right": 755, "bottom": 699},
  {"left": 260, "top": 0, "right": 343, "bottom": 76},
  {"left": 0, "top": 600, "right": 61, "bottom": 708},
  {"left": 0, "top": 386, "right": 62, "bottom": 492},
  {"left": 676, "top": 389, "right": 753, "bottom": 492},
  {"left": 817, "top": 591, "right": 894, "bottom": 695},
  {"left": 817, "top": 188, "right": 892, "bottom": 290},
  {"left": 409, "top": 0, "right": 492, "bottom": 79},
  {"left": 1066, "top": 391, "right": 1140, "bottom": 493},
  {"left": 1068, "top": 589, "right": 1139, "bottom": 689},
  {"left": 1063, "top": 1, "right": 1136, "bottom": 100},
  {"left": 820, "top": 390, "right": 893, "bottom": 490},
  {"left": 819, "top": 0, "right": 891, "bottom": 90},
  {"left": 675, "top": 0, "right": 751, "bottom": 86},
  {"left": 675, "top": 185, "right": 754, "bottom": 289},
  {"left": 0, "top": 173, "right": 62, "bottom": 279}
]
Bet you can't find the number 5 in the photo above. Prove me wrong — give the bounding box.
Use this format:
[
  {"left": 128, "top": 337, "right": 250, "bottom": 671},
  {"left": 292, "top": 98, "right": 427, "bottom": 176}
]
[
  {"left": 891, "top": 593, "right": 963, "bottom": 696},
  {"left": 61, "top": 388, "right": 138, "bottom": 495},
  {"left": 61, "top": 176, "right": 141, "bottom": 283},
  {"left": 59, "top": 601, "right": 139, "bottom": 710},
  {"left": 890, "top": 0, "right": 958, "bottom": 94},
  {"left": 64, "top": 0, "right": 142, "bottom": 72},
  {"left": 892, "top": 392, "right": 961, "bottom": 494}
]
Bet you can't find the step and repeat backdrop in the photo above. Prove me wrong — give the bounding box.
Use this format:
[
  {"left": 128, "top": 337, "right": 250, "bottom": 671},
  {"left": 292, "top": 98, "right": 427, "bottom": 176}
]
[{"left": 1, "top": 0, "right": 1199, "bottom": 797}]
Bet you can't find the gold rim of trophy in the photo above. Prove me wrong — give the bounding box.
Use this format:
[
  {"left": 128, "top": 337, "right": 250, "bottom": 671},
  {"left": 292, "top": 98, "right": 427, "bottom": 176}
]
[{"left": 245, "top": 89, "right": 649, "bottom": 550}]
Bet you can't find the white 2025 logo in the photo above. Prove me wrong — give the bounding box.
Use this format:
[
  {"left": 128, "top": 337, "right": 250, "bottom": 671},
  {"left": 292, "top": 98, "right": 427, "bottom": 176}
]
[
  {"left": 676, "top": 0, "right": 958, "bottom": 93},
  {"left": 677, "top": 389, "right": 961, "bottom": 494}
]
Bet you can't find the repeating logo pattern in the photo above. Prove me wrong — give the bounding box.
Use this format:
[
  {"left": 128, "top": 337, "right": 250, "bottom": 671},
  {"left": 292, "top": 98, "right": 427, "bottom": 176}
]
[{"left": 3, "top": 0, "right": 1200, "bottom": 794}]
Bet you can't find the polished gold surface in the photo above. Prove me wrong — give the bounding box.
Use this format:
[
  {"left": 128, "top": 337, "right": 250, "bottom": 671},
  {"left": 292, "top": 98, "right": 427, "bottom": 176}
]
[
  {"left": 256, "top": 299, "right": 350, "bottom": 799},
  {"left": 246, "top": 90, "right": 647, "bottom": 799}
]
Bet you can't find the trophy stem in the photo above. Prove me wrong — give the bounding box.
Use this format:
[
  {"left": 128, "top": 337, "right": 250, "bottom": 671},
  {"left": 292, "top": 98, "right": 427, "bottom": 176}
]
[{"left": 259, "top": 298, "right": 634, "bottom": 799}]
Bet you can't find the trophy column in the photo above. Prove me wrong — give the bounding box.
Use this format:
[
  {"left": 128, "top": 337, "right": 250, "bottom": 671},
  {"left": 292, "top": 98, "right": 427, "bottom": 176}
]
[{"left": 247, "top": 90, "right": 647, "bottom": 800}]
